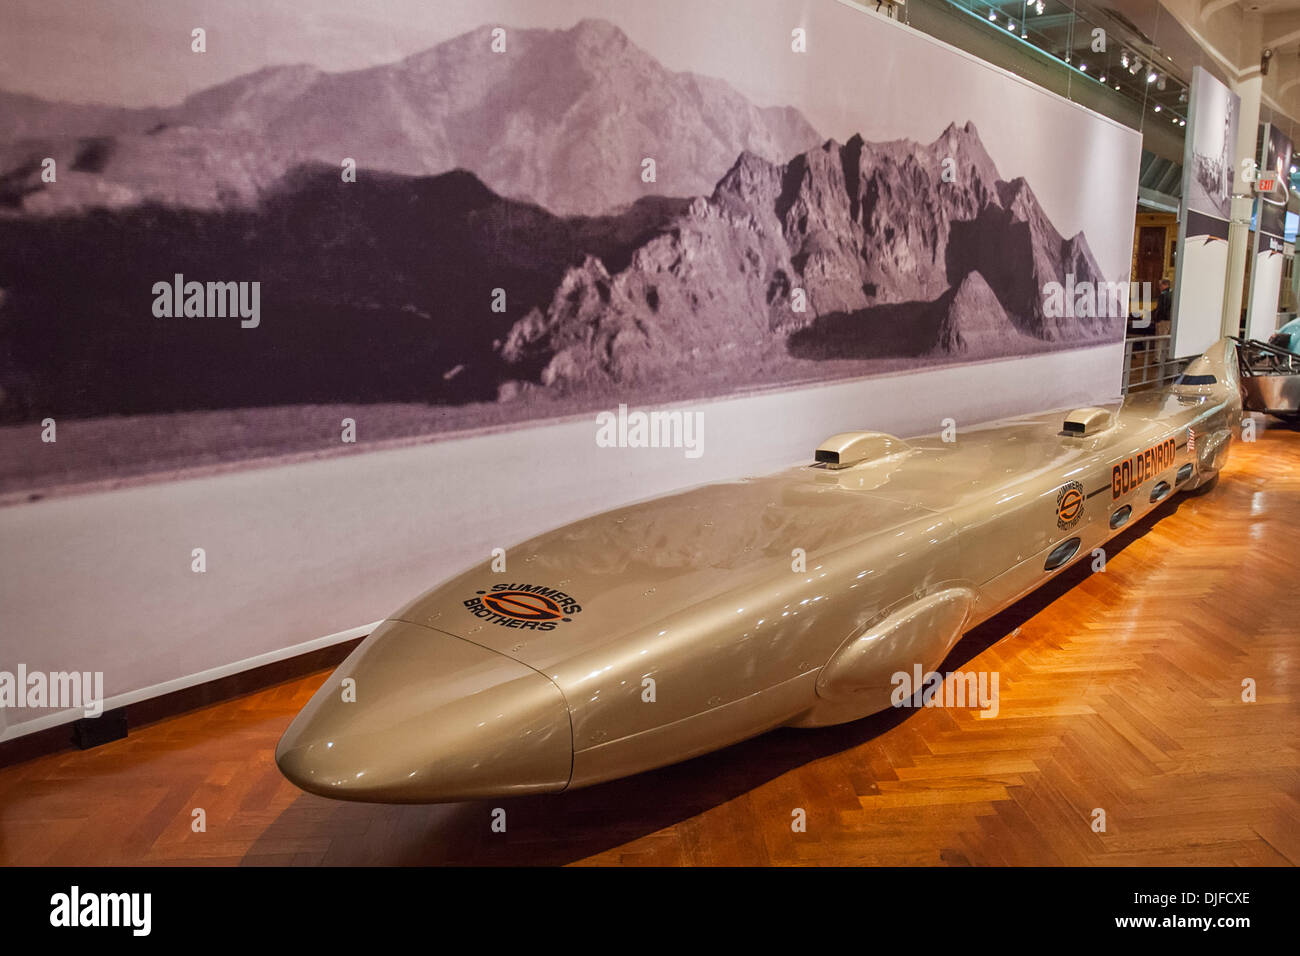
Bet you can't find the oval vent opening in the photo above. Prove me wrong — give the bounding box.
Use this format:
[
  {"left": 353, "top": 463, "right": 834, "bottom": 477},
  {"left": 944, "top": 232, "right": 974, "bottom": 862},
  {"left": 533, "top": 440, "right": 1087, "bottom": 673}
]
[
  {"left": 1109, "top": 505, "right": 1132, "bottom": 530},
  {"left": 1150, "top": 480, "right": 1171, "bottom": 503},
  {"left": 1176, "top": 463, "right": 1194, "bottom": 485},
  {"left": 1044, "top": 537, "right": 1081, "bottom": 571}
]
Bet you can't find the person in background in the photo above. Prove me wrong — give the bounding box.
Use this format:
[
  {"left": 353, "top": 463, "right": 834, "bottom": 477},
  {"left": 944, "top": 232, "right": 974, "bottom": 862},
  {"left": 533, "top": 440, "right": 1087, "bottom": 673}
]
[
  {"left": 1128, "top": 277, "right": 1166, "bottom": 351},
  {"left": 1151, "top": 277, "right": 1172, "bottom": 334}
]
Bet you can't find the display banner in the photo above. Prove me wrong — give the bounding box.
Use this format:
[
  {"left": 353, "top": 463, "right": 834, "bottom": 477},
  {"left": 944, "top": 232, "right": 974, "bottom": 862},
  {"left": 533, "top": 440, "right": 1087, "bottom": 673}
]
[
  {"left": 1244, "top": 123, "right": 1293, "bottom": 341},
  {"left": 0, "top": 0, "right": 1140, "bottom": 740},
  {"left": 1171, "top": 66, "right": 1240, "bottom": 358}
]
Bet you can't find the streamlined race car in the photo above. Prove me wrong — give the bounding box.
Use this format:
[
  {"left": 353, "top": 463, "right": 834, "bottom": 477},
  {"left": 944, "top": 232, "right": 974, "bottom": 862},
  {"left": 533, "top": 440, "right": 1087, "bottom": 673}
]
[{"left": 277, "top": 340, "right": 1242, "bottom": 803}]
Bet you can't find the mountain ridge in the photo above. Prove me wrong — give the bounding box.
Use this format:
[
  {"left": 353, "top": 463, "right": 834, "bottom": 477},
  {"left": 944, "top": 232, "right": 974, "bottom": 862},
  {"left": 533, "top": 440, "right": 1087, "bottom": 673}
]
[
  {"left": 0, "top": 18, "right": 822, "bottom": 217},
  {"left": 499, "top": 121, "right": 1118, "bottom": 392}
]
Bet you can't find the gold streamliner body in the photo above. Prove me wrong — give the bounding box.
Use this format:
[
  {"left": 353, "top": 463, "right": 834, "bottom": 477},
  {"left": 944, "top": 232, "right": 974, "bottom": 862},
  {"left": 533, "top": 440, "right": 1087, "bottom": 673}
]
[{"left": 276, "top": 339, "right": 1243, "bottom": 803}]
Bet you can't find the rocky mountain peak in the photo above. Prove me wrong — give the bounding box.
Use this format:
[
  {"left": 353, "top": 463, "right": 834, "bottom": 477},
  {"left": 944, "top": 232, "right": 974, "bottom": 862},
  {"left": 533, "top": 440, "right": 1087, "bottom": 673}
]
[{"left": 0, "top": 17, "right": 821, "bottom": 218}]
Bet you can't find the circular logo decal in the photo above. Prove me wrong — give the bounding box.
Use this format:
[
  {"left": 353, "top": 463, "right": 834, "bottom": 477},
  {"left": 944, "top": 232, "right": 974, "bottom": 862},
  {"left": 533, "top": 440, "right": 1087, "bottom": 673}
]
[
  {"left": 482, "top": 590, "right": 565, "bottom": 621},
  {"left": 1056, "top": 481, "right": 1084, "bottom": 530},
  {"left": 463, "top": 584, "right": 583, "bottom": 632}
]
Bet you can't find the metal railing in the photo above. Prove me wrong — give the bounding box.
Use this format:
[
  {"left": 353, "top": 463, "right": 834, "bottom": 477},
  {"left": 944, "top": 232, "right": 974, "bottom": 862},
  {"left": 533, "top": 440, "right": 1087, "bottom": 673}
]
[{"left": 1121, "top": 334, "right": 1191, "bottom": 393}]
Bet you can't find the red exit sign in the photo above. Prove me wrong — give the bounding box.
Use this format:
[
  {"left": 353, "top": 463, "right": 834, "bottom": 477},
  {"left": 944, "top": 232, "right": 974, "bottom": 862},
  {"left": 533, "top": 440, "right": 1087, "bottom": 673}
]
[{"left": 1258, "top": 177, "right": 1276, "bottom": 192}]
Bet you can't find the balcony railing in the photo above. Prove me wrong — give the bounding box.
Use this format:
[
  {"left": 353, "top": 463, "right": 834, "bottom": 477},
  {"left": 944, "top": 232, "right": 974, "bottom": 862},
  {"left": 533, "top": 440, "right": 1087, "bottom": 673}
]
[{"left": 1121, "top": 334, "right": 1190, "bottom": 393}]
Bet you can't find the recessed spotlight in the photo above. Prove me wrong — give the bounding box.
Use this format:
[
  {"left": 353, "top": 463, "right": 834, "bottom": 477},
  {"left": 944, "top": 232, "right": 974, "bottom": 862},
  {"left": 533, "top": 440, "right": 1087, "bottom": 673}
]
[
  {"left": 1179, "top": 119, "right": 1186, "bottom": 126},
  {"left": 1154, "top": 104, "right": 1162, "bottom": 112},
  {"left": 1099, "top": 74, "right": 1107, "bottom": 83},
  {"left": 1080, "top": 62, "right": 1087, "bottom": 71}
]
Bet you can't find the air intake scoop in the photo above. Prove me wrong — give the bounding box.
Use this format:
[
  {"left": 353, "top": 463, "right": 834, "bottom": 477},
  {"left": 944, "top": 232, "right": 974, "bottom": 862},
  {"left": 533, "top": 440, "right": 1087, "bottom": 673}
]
[
  {"left": 1061, "top": 407, "right": 1113, "bottom": 437},
  {"left": 814, "top": 431, "right": 909, "bottom": 469}
]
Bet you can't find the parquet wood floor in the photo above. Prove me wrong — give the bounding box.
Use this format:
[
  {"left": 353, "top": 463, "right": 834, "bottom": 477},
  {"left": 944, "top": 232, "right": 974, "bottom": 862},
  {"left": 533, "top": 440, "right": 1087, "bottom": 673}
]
[{"left": 2, "top": 420, "right": 1296, "bottom": 865}]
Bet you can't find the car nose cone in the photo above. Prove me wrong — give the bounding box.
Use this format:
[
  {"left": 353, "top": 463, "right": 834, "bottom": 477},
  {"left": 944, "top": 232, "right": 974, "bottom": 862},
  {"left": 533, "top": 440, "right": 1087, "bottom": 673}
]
[{"left": 275, "top": 620, "right": 572, "bottom": 803}]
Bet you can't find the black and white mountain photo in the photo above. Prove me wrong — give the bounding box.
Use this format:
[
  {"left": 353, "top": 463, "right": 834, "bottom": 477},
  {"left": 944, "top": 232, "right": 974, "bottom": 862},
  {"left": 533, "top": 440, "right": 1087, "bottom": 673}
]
[{"left": 0, "top": 3, "right": 1137, "bottom": 493}]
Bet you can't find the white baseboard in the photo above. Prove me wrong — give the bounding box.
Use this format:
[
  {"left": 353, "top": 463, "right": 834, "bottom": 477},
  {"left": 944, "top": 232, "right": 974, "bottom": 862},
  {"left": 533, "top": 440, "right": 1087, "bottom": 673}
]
[{"left": 0, "top": 619, "right": 380, "bottom": 744}]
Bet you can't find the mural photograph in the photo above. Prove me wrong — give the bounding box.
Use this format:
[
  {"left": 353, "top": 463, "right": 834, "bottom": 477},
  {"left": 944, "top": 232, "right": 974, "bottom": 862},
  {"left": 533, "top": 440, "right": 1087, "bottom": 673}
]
[{"left": 0, "top": 0, "right": 1135, "bottom": 495}]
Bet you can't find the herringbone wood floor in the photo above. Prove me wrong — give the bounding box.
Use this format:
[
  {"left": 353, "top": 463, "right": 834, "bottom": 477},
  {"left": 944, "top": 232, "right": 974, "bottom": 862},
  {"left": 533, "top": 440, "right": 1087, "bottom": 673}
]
[{"left": 2, "top": 421, "right": 1297, "bottom": 866}]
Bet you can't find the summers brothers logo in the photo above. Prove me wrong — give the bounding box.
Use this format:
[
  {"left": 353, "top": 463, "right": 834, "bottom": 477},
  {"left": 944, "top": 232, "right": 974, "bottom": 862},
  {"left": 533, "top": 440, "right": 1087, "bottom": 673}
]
[
  {"left": 1056, "top": 480, "right": 1084, "bottom": 530},
  {"left": 464, "top": 583, "right": 583, "bottom": 630}
]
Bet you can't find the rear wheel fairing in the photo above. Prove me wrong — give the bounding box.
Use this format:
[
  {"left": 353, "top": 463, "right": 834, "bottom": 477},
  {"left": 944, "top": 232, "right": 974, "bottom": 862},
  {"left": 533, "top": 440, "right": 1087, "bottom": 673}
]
[{"left": 793, "top": 586, "right": 975, "bottom": 728}]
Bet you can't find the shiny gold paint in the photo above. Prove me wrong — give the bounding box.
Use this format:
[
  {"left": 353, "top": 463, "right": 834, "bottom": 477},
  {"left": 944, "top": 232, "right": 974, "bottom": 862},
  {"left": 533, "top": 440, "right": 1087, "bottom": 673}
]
[{"left": 277, "top": 340, "right": 1243, "bottom": 803}]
